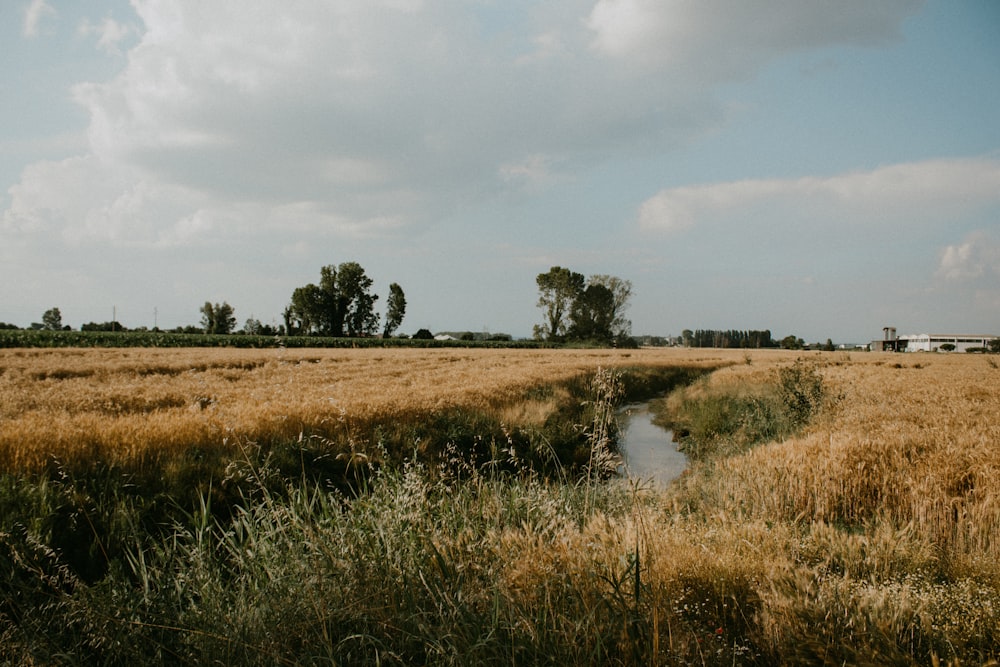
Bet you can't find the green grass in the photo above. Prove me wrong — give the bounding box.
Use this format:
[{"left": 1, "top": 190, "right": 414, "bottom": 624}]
[{"left": 654, "top": 359, "right": 827, "bottom": 461}]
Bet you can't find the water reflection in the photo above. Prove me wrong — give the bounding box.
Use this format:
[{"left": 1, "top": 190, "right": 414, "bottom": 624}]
[{"left": 617, "top": 402, "right": 687, "bottom": 486}]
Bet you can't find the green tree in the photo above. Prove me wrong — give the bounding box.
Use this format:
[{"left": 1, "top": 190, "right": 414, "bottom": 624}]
[
  {"left": 288, "top": 284, "right": 324, "bottom": 334},
  {"left": 780, "top": 335, "right": 805, "bottom": 350},
  {"left": 41, "top": 307, "right": 62, "bottom": 331},
  {"left": 383, "top": 282, "right": 406, "bottom": 337},
  {"left": 587, "top": 274, "right": 632, "bottom": 338},
  {"left": 288, "top": 262, "right": 382, "bottom": 337},
  {"left": 534, "top": 266, "right": 585, "bottom": 341},
  {"left": 243, "top": 318, "right": 263, "bottom": 335},
  {"left": 338, "top": 262, "right": 380, "bottom": 337},
  {"left": 569, "top": 283, "right": 616, "bottom": 342},
  {"left": 200, "top": 302, "right": 236, "bottom": 334}
]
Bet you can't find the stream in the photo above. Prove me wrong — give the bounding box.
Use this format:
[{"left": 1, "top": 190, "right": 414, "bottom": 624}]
[{"left": 617, "top": 402, "right": 687, "bottom": 486}]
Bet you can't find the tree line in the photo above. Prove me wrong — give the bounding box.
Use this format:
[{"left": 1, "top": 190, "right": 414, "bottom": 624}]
[
  {"left": 681, "top": 329, "right": 777, "bottom": 349},
  {"left": 13, "top": 263, "right": 640, "bottom": 346},
  {"left": 4, "top": 262, "right": 406, "bottom": 339}
]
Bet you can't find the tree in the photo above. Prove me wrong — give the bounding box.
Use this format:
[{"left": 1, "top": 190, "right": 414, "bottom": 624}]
[
  {"left": 383, "top": 282, "right": 406, "bottom": 337},
  {"left": 288, "top": 284, "right": 323, "bottom": 334},
  {"left": 569, "top": 283, "right": 616, "bottom": 342},
  {"left": 780, "top": 335, "right": 805, "bottom": 350},
  {"left": 587, "top": 274, "right": 632, "bottom": 339},
  {"left": 81, "top": 321, "right": 126, "bottom": 332},
  {"left": 244, "top": 318, "right": 263, "bottom": 335},
  {"left": 41, "top": 307, "right": 62, "bottom": 331},
  {"left": 287, "top": 262, "right": 382, "bottom": 337},
  {"left": 534, "top": 266, "right": 585, "bottom": 341},
  {"left": 200, "top": 302, "right": 236, "bottom": 334},
  {"left": 338, "top": 262, "right": 380, "bottom": 337}
]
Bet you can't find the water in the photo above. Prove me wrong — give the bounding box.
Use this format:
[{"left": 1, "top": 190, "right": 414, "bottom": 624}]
[{"left": 617, "top": 402, "right": 687, "bottom": 486}]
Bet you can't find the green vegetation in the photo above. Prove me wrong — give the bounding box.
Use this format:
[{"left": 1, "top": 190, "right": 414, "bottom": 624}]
[
  {"left": 200, "top": 301, "right": 237, "bottom": 335},
  {"left": 533, "top": 266, "right": 633, "bottom": 346},
  {"left": 0, "top": 329, "right": 550, "bottom": 349},
  {"left": 681, "top": 328, "right": 776, "bottom": 349},
  {"left": 655, "top": 359, "right": 827, "bottom": 461},
  {"left": 286, "top": 262, "right": 398, "bottom": 338}
]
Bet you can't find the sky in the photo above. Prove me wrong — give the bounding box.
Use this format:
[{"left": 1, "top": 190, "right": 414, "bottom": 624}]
[{"left": 2, "top": 0, "right": 999, "bottom": 342}]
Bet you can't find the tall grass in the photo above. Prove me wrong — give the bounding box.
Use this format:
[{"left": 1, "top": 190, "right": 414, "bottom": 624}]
[{"left": 3, "top": 349, "right": 999, "bottom": 664}]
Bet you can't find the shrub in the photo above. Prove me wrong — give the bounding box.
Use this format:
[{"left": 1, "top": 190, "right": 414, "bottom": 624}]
[{"left": 776, "top": 359, "right": 825, "bottom": 427}]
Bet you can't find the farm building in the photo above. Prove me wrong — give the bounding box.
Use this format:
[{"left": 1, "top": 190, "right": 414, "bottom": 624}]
[
  {"left": 871, "top": 327, "right": 998, "bottom": 352},
  {"left": 897, "top": 333, "right": 997, "bottom": 353}
]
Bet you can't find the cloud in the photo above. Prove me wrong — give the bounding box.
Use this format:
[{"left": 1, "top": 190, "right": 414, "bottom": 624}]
[
  {"left": 499, "top": 154, "right": 563, "bottom": 191},
  {"left": 22, "top": 0, "right": 56, "bottom": 37},
  {"left": 937, "top": 231, "right": 1000, "bottom": 282},
  {"left": 586, "top": 0, "right": 921, "bottom": 76},
  {"left": 639, "top": 158, "right": 1000, "bottom": 233},
  {"left": 78, "top": 17, "right": 134, "bottom": 55},
  {"left": 3, "top": 0, "right": 930, "bottom": 319}
]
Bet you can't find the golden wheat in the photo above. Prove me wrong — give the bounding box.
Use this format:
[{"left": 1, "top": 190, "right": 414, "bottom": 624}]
[{"left": 0, "top": 346, "right": 735, "bottom": 471}]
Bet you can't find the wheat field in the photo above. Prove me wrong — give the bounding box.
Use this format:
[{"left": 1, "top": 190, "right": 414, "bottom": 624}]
[
  {"left": 3, "top": 345, "right": 999, "bottom": 663},
  {"left": 0, "top": 346, "right": 729, "bottom": 471}
]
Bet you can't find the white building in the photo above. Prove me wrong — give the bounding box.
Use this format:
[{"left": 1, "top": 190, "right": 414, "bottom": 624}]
[{"left": 899, "top": 333, "right": 998, "bottom": 353}]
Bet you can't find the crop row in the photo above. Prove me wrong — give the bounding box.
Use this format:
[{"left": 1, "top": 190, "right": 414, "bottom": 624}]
[{"left": 0, "top": 329, "right": 549, "bottom": 349}]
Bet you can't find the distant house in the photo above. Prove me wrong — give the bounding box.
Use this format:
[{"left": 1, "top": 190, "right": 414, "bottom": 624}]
[{"left": 434, "top": 334, "right": 457, "bottom": 341}]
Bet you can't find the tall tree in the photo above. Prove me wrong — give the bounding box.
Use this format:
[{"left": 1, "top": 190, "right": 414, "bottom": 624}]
[
  {"left": 569, "top": 283, "right": 615, "bottom": 342},
  {"left": 289, "top": 284, "right": 323, "bottom": 334},
  {"left": 338, "top": 262, "right": 380, "bottom": 337},
  {"left": 534, "top": 266, "right": 585, "bottom": 341},
  {"left": 201, "top": 302, "right": 236, "bottom": 334},
  {"left": 200, "top": 302, "right": 215, "bottom": 334},
  {"left": 288, "top": 262, "right": 382, "bottom": 337},
  {"left": 587, "top": 274, "right": 632, "bottom": 338},
  {"left": 383, "top": 282, "right": 406, "bottom": 337},
  {"left": 41, "top": 307, "right": 62, "bottom": 331}
]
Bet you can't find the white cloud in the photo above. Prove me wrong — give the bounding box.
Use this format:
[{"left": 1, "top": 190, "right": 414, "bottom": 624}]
[
  {"left": 49, "top": 0, "right": 925, "bottom": 240},
  {"left": 78, "top": 17, "right": 134, "bottom": 55},
  {"left": 23, "top": 0, "right": 56, "bottom": 37},
  {"left": 937, "top": 231, "right": 1000, "bottom": 282},
  {"left": 639, "top": 158, "right": 1000, "bottom": 233},
  {"left": 2, "top": 0, "right": 935, "bottom": 330}
]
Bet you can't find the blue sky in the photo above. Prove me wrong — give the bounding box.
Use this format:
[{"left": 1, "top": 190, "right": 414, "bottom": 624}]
[{"left": 2, "top": 0, "right": 999, "bottom": 342}]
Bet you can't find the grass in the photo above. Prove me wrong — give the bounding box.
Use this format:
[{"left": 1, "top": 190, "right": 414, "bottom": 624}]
[{"left": 2, "top": 348, "right": 1000, "bottom": 664}]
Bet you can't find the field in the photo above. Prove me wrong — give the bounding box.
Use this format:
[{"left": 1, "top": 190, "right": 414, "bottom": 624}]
[
  {"left": 0, "top": 346, "right": 715, "bottom": 472},
  {"left": 2, "top": 347, "right": 999, "bottom": 664}
]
